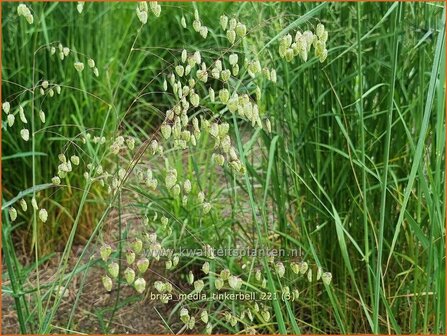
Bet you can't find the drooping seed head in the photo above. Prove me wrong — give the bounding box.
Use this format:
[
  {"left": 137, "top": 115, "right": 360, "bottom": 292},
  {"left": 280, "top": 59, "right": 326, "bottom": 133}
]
[
  {"left": 229, "top": 53, "right": 238, "bottom": 66},
  {"left": 198, "top": 191, "right": 205, "bottom": 203},
  {"left": 215, "top": 277, "right": 224, "bottom": 290},
  {"left": 270, "top": 69, "right": 277, "bottom": 83},
  {"left": 131, "top": 238, "right": 143, "bottom": 254},
  {"left": 199, "top": 26, "right": 208, "bottom": 39},
  {"left": 74, "top": 62, "right": 85, "bottom": 72},
  {"left": 7, "top": 114, "right": 15, "bottom": 127},
  {"left": 175, "top": 65, "right": 184, "bottom": 77},
  {"left": 150, "top": 2, "right": 161, "bottom": 17},
  {"left": 52, "top": 176, "right": 61, "bottom": 185},
  {"left": 39, "top": 209, "right": 48, "bottom": 222},
  {"left": 19, "top": 199, "right": 27, "bottom": 212},
  {"left": 31, "top": 198, "right": 38, "bottom": 210},
  {"left": 219, "top": 88, "right": 230, "bottom": 104},
  {"left": 87, "top": 59, "right": 95, "bottom": 68},
  {"left": 2, "top": 101, "right": 10, "bottom": 114},
  {"left": 9, "top": 207, "right": 17, "bottom": 222},
  {"left": 220, "top": 15, "right": 228, "bottom": 30},
  {"left": 202, "top": 202, "right": 212, "bottom": 214},
  {"left": 18, "top": 106, "right": 27, "bottom": 123},
  {"left": 20, "top": 129, "right": 30, "bottom": 141},
  {"left": 261, "top": 310, "right": 271, "bottom": 322},
  {"left": 126, "top": 249, "right": 136, "bottom": 265},
  {"left": 221, "top": 69, "right": 231, "bottom": 82},
  {"left": 322, "top": 271, "right": 332, "bottom": 285},
  {"left": 100, "top": 244, "right": 112, "bottom": 262},
  {"left": 202, "top": 261, "right": 210, "bottom": 274},
  {"left": 299, "top": 261, "right": 309, "bottom": 274},
  {"left": 180, "top": 308, "right": 190, "bottom": 323},
  {"left": 235, "top": 22, "right": 247, "bottom": 37},
  {"left": 102, "top": 275, "right": 113, "bottom": 292},
  {"left": 208, "top": 87, "right": 215, "bottom": 103},
  {"left": 194, "top": 279, "right": 205, "bottom": 293},
  {"left": 226, "top": 30, "right": 236, "bottom": 44},
  {"left": 275, "top": 262, "right": 285, "bottom": 277},
  {"left": 201, "top": 310, "right": 209, "bottom": 323},
  {"left": 124, "top": 267, "right": 136, "bottom": 284},
  {"left": 220, "top": 268, "right": 230, "bottom": 281},
  {"left": 77, "top": 2, "right": 84, "bottom": 14},
  {"left": 228, "top": 275, "right": 242, "bottom": 289},
  {"left": 108, "top": 262, "right": 119, "bottom": 279},
  {"left": 134, "top": 277, "right": 146, "bottom": 293},
  {"left": 136, "top": 258, "right": 149, "bottom": 273},
  {"left": 192, "top": 19, "right": 201, "bottom": 32}
]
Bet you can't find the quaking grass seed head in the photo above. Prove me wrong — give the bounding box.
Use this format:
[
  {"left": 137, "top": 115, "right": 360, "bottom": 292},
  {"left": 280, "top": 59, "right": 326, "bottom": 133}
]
[
  {"left": 229, "top": 53, "right": 238, "bottom": 65},
  {"left": 17, "top": 4, "right": 33, "bottom": 24},
  {"left": 20, "top": 129, "right": 30, "bottom": 141},
  {"left": 131, "top": 238, "right": 143, "bottom": 253},
  {"left": 199, "top": 26, "right": 208, "bottom": 39},
  {"left": 136, "top": 258, "right": 149, "bottom": 273},
  {"left": 134, "top": 277, "right": 146, "bottom": 293},
  {"left": 187, "top": 271, "right": 194, "bottom": 284},
  {"left": 74, "top": 62, "right": 85, "bottom": 72},
  {"left": 322, "top": 272, "right": 332, "bottom": 285},
  {"left": 136, "top": 3, "right": 148, "bottom": 24},
  {"left": 31, "top": 198, "right": 38, "bottom": 210},
  {"left": 229, "top": 18, "right": 237, "bottom": 30},
  {"left": 228, "top": 275, "right": 242, "bottom": 289},
  {"left": 108, "top": 262, "right": 119, "bottom": 278},
  {"left": 39, "top": 209, "right": 48, "bottom": 222},
  {"left": 2, "top": 101, "right": 11, "bottom": 114},
  {"left": 275, "top": 262, "right": 285, "bottom": 277},
  {"left": 19, "top": 106, "right": 27, "bottom": 123},
  {"left": 220, "top": 268, "right": 230, "bottom": 280},
  {"left": 100, "top": 244, "right": 112, "bottom": 262},
  {"left": 77, "top": 2, "right": 84, "bottom": 14},
  {"left": 7, "top": 114, "right": 15, "bottom": 127},
  {"left": 235, "top": 22, "right": 246, "bottom": 37},
  {"left": 201, "top": 310, "right": 209, "bottom": 323},
  {"left": 150, "top": 2, "right": 161, "bottom": 17},
  {"left": 154, "top": 280, "right": 164, "bottom": 292},
  {"left": 202, "top": 202, "right": 212, "bottom": 214},
  {"left": 102, "top": 275, "right": 113, "bottom": 292},
  {"left": 194, "top": 279, "right": 205, "bottom": 293},
  {"left": 202, "top": 261, "right": 210, "bottom": 274},
  {"left": 180, "top": 308, "right": 190, "bottom": 323},
  {"left": 215, "top": 277, "right": 224, "bottom": 290},
  {"left": 193, "top": 19, "right": 201, "bottom": 32},
  {"left": 19, "top": 199, "right": 27, "bottom": 212},
  {"left": 226, "top": 30, "right": 236, "bottom": 44},
  {"left": 124, "top": 267, "right": 135, "bottom": 284},
  {"left": 220, "top": 15, "right": 228, "bottom": 30},
  {"left": 52, "top": 176, "right": 61, "bottom": 185},
  {"left": 39, "top": 110, "right": 46, "bottom": 123},
  {"left": 9, "top": 207, "right": 18, "bottom": 221}
]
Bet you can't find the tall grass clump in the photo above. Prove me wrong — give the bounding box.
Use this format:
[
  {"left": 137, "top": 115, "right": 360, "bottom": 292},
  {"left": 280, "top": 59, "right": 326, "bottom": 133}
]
[{"left": 1, "top": 1, "right": 445, "bottom": 335}]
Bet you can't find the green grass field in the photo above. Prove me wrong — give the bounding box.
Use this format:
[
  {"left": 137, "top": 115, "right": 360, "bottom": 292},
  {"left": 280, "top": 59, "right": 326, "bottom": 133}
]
[{"left": 1, "top": 1, "right": 445, "bottom": 334}]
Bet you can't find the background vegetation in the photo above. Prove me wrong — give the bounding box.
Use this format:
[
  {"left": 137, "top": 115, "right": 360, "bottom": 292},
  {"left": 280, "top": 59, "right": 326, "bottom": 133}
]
[{"left": 1, "top": 1, "right": 445, "bottom": 334}]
